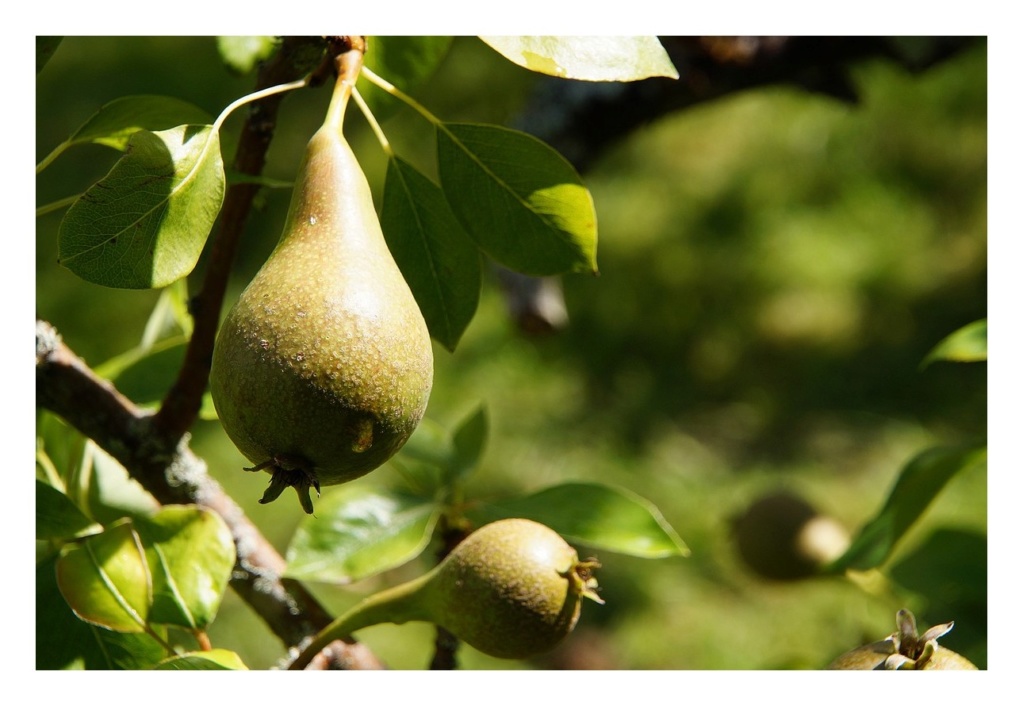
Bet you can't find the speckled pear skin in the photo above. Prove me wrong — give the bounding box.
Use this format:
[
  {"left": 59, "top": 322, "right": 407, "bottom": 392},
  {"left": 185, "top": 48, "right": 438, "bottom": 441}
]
[{"left": 210, "top": 122, "right": 433, "bottom": 506}]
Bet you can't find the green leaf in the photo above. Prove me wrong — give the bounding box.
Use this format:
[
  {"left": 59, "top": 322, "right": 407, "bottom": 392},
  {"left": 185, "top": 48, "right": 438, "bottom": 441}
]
[
  {"left": 37, "top": 557, "right": 167, "bottom": 669},
  {"left": 142, "top": 279, "right": 194, "bottom": 343},
  {"left": 217, "top": 36, "right": 280, "bottom": 75},
  {"left": 921, "top": 319, "right": 987, "bottom": 368},
  {"left": 37, "top": 36, "right": 63, "bottom": 74},
  {"left": 36, "top": 480, "right": 101, "bottom": 541},
  {"left": 826, "top": 445, "right": 987, "bottom": 573},
  {"left": 360, "top": 36, "right": 453, "bottom": 121},
  {"left": 67, "top": 96, "right": 213, "bottom": 152},
  {"left": 470, "top": 482, "right": 689, "bottom": 558},
  {"left": 154, "top": 649, "right": 248, "bottom": 670},
  {"left": 479, "top": 36, "right": 679, "bottom": 81},
  {"left": 397, "top": 417, "right": 456, "bottom": 468},
  {"left": 449, "top": 403, "right": 488, "bottom": 485},
  {"left": 99, "top": 337, "right": 188, "bottom": 409},
  {"left": 285, "top": 486, "right": 441, "bottom": 584},
  {"left": 382, "top": 156, "right": 482, "bottom": 351},
  {"left": 79, "top": 441, "right": 161, "bottom": 525},
  {"left": 133, "top": 506, "right": 236, "bottom": 630},
  {"left": 437, "top": 123, "right": 598, "bottom": 276},
  {"left": 56, "top": 521, "right": 152, "bottom": 632},
  {"left": 58, "top": 124, "right": 226, "bottom": 289}
]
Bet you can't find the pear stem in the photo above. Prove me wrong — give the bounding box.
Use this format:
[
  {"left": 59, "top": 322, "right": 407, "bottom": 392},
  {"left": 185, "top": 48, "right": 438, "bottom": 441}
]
[
  {"left": 324, "top": 46, "right": 365, "bottom": 135},
  {"left": 289, "top": 572, "right": 434, "bottom": 670},
  {"left": 360, "top": 65, "right": 441, "bottom": 127},
  {"left": 352, "top": 86, "right": 394, "bottom": 157}
]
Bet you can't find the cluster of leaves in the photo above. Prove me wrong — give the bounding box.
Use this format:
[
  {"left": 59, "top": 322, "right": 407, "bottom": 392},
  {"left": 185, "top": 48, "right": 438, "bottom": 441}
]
[{"left": 823, "top": 320, "right": 987, "bottom": 575}]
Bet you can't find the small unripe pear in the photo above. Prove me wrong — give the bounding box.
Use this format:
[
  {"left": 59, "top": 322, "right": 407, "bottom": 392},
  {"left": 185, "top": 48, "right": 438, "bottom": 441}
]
[
  {"left": 289, "top": 518, "right": 603, "bottom": 669},
  {"left": 731, "top": 491, "right": 850, "bottom": 580},
  {"left": 210, "top": 48, "right": 433, "bottom": 513},
  {"left": 827, "top": 609, "right": 978, "bottom": 670}
]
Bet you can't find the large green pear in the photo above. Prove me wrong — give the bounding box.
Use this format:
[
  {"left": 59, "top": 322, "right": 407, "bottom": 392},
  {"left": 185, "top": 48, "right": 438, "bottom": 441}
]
[{"left": 210, "top": 65, "right": 433, "bottom": 513}]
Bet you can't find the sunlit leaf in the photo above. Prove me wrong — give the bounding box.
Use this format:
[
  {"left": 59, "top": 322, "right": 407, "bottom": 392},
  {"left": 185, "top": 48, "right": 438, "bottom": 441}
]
[
  {"left": 56, "top": 521, "right": 151, "bottom": 632},
  {"left": 133, "top": 506, "right": 236, "bottom": 630},
  {"left": 382, "top": 156, "right": 482, "bottom": 351},
  {"left": 921, "top": 319, "right": 987, "bottom": 368},
  {"left": 826, "top": 445, "right": 987, "bottom": 573},
  {"left": 285, "top": 486, "right": 441, "bottom": 584},
  {"left": 480, "top": 36, "right": 679, "bottom": 81},
  {"left": 154, "top": 649, "right": 248, "bottom": 670},
  {"left": 58, "top": 124, "right": 225, "bottom": 289},
  {"left": 217, "top": 36, "right": 280, "bottom": 75},
  {"left": 438, "top": 123, "right": 598, "bottom": 276},
  {"left": 67, "top": 96, "right": 213, "bottom": 152},
  {"left": 470, "top": 482, "right": 689, "bottom": 558},
  {"left": 36, "top": 480, "right": 101, "bottom": 541},
  {"left": 38, "top": 556, "right": 166, "bottom": 670}
]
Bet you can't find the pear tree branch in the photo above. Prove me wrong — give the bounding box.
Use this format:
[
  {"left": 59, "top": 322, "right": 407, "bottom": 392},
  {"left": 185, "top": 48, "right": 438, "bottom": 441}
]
[{"left": 36, "top": 319, "right": 383, "bottom": 669}]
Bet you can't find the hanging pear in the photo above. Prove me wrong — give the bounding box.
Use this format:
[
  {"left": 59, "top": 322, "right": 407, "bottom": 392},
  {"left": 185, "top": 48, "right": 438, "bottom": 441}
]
[{"left": 210, "top": 45, "right": 433, "bottom": 513}]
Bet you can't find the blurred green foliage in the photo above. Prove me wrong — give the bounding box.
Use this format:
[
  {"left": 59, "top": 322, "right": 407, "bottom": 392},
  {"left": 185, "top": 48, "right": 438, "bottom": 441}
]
[{"left": 36, "top": 37, "right": 985, "bottom": 670}]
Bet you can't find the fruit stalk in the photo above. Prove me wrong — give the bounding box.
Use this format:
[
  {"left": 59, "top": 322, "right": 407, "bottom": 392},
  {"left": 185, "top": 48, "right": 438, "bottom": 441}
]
[
  {"left": 288, "top": 573, "right": 432, "bottom": 670},
  {"left": 323, "top": 41, "right": 364, "bottom": 135}
]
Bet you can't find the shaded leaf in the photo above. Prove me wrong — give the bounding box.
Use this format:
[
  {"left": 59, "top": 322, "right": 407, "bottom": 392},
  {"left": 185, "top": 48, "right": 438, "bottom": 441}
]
[
  {"left": 80, "top": 441, "right": 161, "bottom": 525},
  {"left": 36, "top": 480, "right": 101, "bottom": 541},
  {"left": 58, "top": 124, "right": 225, "bottom": 289},
  {"left": 133, "top": 506, "right": 236, "bottom": 630},
  {"left": 360, "top": 36, "right": 453, "bottom": 121},
  {"left": 397, "top": 417, "right": 456, "bottom": 469},
  {"left": 141, "top": 279, "right": 194, "bottom": 343},
  {"left": 449, "top": 403, "right": 488, "bottom": 485},
  {"left": 56, "top": 521, "right": 151, "bottom": 632},
  {"left": 217, "top": 36, "right": 279, "bottom": 75},
  {"left": 37, "top": 557, "right": 166, "bottom": 670},
  {"left": 37, "top": 36, "right": 63, "bottom": 74},
  {"left": 480, "top": 36, "right": 679, "bottom": 81},
  {"left": 382, "top": 156, "right": 482, "bottom": 351},
  {"left": 155, "top": 649, "right": 248, "bottom": 670},
  {"left": 98, "top": 337, "right": 188, "bottom": 409},
  {"left": 921, "top": 319, "right": 987, "bottom": 368},
  {"left": 67, "top": 96, "right": 213, "bottom": 152},
  {"left": 470, "top": 482, "right": 689, "bottom": 558},
  {"left": 438, "top": 123, "right": 598, "bottom": 276},
  {"left": 285, "top": 486, "right": 441, "bottom": 584},
  {"left": 826, "top": 445, "right": 987, "bottom": 573}
]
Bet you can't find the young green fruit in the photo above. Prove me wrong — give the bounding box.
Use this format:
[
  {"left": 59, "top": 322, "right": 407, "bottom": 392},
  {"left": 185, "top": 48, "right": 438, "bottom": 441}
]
[
  {"left": 288, "top": 518, "right": 603, "bottom": 669},
  {"left": 827, "top": 609, "right": 978, "bottom": 670},
  {"left": 210, "top": 50, "right": 433, "bottom": 513},
  {"left": 731, "top": 490, "right": 850, "bottom": 581}
]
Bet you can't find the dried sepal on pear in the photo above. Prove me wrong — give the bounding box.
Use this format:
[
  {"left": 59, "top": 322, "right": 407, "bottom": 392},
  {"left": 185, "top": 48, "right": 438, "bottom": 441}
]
[{"left": 827, "top": 609, "right": 978, "bottom": 670}]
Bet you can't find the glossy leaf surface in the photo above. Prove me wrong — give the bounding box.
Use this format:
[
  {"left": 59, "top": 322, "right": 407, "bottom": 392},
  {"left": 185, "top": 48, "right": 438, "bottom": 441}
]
[
  {"left": 285, "top": 486, "right": 441, "bottom": 584},
  {"left": 480, "top": 36, "right": 679, "bottom": 81},
  {"left": 471, "top": 482, "right": 689, "bottom": 558},
  {"left": 438, "top": 123, "right": 598, "bottom": 276}
]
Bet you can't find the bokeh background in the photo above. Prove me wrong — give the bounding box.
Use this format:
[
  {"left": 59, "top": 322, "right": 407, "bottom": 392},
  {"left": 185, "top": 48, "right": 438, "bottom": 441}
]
[{"left": 36, "top": 36, "right": 987, "bottom": 670}]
